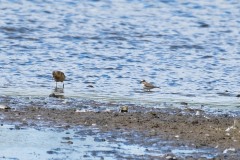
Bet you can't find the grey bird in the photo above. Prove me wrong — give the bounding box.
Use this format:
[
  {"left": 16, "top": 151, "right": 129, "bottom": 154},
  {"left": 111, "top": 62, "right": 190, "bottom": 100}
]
[{"left": 140, "top": 80, "right": 160, "bottom": 91}]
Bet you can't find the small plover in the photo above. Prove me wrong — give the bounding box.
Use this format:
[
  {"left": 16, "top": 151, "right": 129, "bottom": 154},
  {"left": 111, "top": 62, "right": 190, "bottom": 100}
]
[
  {"left": 52, "top": 71, "right": 66, "bottom": 88},
  {"left": 140, "top": 80, "right": 159, "bottom": 91}
]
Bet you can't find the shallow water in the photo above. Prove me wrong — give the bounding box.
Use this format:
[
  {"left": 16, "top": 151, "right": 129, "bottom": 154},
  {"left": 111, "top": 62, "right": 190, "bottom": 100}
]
[
  {"left": 0, "top": 125, "right": 216, "bottom": 159},
  {"left": 0, "top": 0, "right": 240, "bottom": 109}
]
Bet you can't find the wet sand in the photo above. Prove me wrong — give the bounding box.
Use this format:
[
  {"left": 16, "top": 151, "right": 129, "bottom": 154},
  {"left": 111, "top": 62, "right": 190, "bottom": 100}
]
[{"left": 1, "top": 103, "right": 240, "bottom": 159}]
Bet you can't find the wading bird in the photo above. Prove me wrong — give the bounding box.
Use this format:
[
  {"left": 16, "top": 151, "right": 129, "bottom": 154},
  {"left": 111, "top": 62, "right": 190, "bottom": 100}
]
[
  {"left": 140, "top": 80, "right": 159, "bottom": 91},
  {"left": 52, "top": 71, "right": 66, "bottom": 88}
]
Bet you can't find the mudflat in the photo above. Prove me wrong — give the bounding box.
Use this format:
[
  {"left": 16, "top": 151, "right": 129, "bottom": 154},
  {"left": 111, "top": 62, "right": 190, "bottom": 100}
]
[{"left": 1, "top": 103, "right": 240, "bottom": 159}]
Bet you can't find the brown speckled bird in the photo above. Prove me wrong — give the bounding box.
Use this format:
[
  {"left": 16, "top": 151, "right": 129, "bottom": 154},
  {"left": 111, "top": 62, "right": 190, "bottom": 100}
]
[
  {"left": 140, "top": 80, "right": 159, "bottom": 91},
  {"left": 52, "top": 71, "right": 66, "bottom": 88}
]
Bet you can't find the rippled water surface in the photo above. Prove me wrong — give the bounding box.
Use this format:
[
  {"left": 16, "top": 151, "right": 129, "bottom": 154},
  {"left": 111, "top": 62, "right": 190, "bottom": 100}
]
[{"left": 0, "top": 0, "right": 240, "bottom": 108}]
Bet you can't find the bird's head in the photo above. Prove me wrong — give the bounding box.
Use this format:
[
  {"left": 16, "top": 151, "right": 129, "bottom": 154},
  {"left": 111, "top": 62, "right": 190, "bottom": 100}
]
[
  {"left": 52, "top": 71, "right": 58, "bottom": 76},
  {"left": 140, "top": 80, "right": 146, "bottom": 84}
]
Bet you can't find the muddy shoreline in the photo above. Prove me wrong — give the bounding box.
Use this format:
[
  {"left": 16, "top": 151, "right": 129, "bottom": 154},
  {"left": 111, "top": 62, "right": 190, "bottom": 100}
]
[{"left": 1, "top": 102, "right": 240, "bottom": 159}]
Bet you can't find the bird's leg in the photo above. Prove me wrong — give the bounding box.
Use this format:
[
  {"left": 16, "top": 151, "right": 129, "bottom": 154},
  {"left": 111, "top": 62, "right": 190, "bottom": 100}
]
[
  {"left": 63, "top": 82, "right": 64, "bottom": 89},
  {"left": 56, "top": 82, "right": 58, "bottom": 89}
]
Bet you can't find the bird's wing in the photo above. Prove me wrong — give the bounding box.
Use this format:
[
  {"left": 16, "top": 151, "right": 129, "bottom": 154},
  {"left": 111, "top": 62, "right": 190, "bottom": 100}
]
[{"left": 145, "top": 83, "right": 156, "bottom": 88}]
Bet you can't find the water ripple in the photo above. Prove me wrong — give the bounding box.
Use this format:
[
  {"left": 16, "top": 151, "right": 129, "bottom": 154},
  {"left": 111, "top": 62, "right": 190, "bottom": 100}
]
[{"left": 0, "top": 0, "right": 240, "bottom": 109}]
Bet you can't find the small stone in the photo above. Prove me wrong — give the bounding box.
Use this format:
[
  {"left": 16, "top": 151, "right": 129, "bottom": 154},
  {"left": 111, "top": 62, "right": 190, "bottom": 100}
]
[
  {"left": 87, "top": 85, "right": 94, "bottom": 88},
  {"left": 225, "top": 132, "right": 230, "bottom": 136},
  {"left": 165, "top": 155, "right": 177, "bottom": 160},
  {"left": 83, "top": 155, "right": 90, "bottom": 158},
  {"left": 180, "top": 102, "right": 188, "bottom": 105},
  {"left": 62, "top": 137, "right": 71, "bottom": 140},
  {"left": 76, "top": 109, "right": 87, "bottom": 113},
  {"left": 191, "top": 119, "right": 199, "bottom": 125},
  {"left": 67, "top": 141, "right": 73, "bottom": 144},
  {"left": 150, "top": 112, "right": 156, "bottom": 115},
  {"left": 223, "top": 147, "right": 236, "bottom": 154},
  {"left": 61, "top": 141, "right": 73, "bottom": 144},
  {"left": 120, "top": 106, "right": 128, "bottom": 113},
  {"left": 64, "top": 125, "right": 71, "bottom": 129},
  {"left": 196, "top": 111, "right": 201, "bottom": 116},
  {"left": 15, "top": 125, "right": 21, "bottom": 130},
  {"left": 49, "top": 92, "right": 64, "bottom": 98},
  {"left": 166, "top": 156, "right": 171, "bottom": 159},
  {"left": 47, "top": 150, "right": 57, "bottom": 154},
  {"left": 94, "top": 137, "right": 106, "bottom": 142},
  {"left": 0, "top": 104, "right": 11, "bottom": 110},
  {"left": 198, "top": 21, "right": 210, "bottom": 28}
]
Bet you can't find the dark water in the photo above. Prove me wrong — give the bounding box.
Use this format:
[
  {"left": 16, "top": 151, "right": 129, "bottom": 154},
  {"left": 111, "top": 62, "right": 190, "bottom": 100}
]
[{"left": 0, "top": 0, "right": 240, "bottom": 109}]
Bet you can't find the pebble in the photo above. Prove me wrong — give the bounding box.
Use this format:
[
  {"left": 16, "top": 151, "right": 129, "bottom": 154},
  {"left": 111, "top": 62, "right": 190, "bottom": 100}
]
[
  {"left": 61, "top": 141, "right": 73, "bottom": 144},
  {"left": 225, "top": 133, "right": 230, "bottom": 136},
  {"left": 94, "top": 137, "right": 106, "bottom": 142},
  {"left": 0, "top": 104, "right": 11, "bottom": 110},
  {"left": 76, "top": 109, "right": 87, "bottom": 113},
  {"left": 62, "top": 137, "right": 71, "bottom": 140},
  {"left": 87, "top": 85, "right": 94, "bottom": 88},
  {"left": 47, "top": 150, "right": 57, "bottom": 154},
  {"left": 150, "top": 112, "right": 158, "bottom": 117},
  {"left": 180, "top": 102, "right": 188, "bottom": 105},
  {"left": 223, "top": 147, "right": 236, "bottom": 154},
  {"left": 195, "top": 111, "right": 201, "bottom": 116},
  {"left": 120, "top": 106, "right": 128, "bottom": 113},
  {"left": 166, "top": 156, "right": 173, "bottom": 160},
  {"left": 49, "top": 92, "right": 64, "bottom": 98},
  {"left": 14, "top": 125, "right": 21, "bottom": 130},
  {"left": 225, "top": 126, "right": 235, "bottom": 132},
  {"left": 165, "top": 154, "right": 177, "bottom": 160},
  {"left": 62, "top": 99, "right": 68, "bottom": 104}
]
